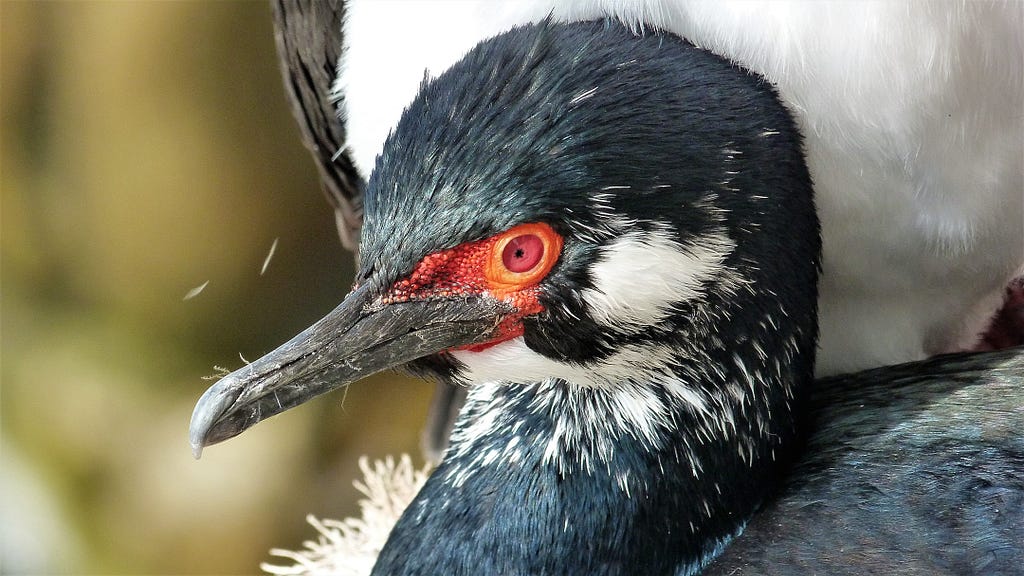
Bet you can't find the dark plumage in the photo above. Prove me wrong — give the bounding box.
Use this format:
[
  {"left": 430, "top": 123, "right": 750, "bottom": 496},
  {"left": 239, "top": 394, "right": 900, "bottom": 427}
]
[
  {"left": 707, "top": 348, "right": 1024, "bottom": 575},
  {"left": 270, "top": 0, "right": 363, "bottom": 249}
]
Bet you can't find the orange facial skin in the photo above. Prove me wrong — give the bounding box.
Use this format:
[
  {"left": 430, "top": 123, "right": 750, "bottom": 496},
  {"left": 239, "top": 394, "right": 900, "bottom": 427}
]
[{"left": 379, "top": 223, "right": 563, "bottom": 351}]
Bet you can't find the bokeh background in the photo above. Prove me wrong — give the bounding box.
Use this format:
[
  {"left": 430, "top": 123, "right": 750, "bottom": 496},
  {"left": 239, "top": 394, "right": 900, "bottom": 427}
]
[{"left": 2, "top": 1, "right": 431, "bottom": 573}]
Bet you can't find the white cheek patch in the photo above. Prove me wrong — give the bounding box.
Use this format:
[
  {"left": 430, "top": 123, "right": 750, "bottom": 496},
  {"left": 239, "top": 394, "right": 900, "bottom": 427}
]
[
  {"left": 582, "top": 229, "right": 735, "bottom": 332},
  {"left": 452, "top": 338, "right": 563, "bottom": 386},
  {"left": 454, "top": 338, "right": 670, "bottom": 387},
  {"left": 451, "top": 339, "right": 712, "bottom": 417}
]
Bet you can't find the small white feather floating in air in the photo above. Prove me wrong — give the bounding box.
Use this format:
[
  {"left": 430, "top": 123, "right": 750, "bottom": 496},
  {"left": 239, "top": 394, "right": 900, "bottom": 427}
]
[
  {"left": 261, "top": 237, "right": 280, "bottom": 276},
  {"left": 183, "top": 280, "right": 210, "bottom": 301},
  {"left": 261, "top": 455, "right": 430, "bottom": 576}
]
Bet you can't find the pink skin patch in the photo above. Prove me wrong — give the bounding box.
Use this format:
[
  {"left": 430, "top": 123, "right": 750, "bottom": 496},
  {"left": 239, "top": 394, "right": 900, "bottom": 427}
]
[
  {"left": 977, "top": 277, "right": 1024, "bottom": 351},
  {"left": 378, "top": 236, "right": 546, "bottom": 352}
]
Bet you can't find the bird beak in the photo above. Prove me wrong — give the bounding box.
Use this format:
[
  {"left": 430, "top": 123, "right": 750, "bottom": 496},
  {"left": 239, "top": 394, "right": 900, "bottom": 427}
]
[{"left": 189, "top": 283, "right": 509, "bottom": 457}]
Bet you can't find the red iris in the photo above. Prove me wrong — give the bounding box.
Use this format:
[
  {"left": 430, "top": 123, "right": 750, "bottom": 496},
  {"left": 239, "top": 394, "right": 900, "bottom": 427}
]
[{"left": 502, "top": 234, "right": 544, "bottom": 273}]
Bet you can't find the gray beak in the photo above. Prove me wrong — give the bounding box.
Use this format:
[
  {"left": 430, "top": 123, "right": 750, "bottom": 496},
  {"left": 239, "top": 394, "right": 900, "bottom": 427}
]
[{"left": 189, "top": 284, "right": 509, "bottom": 457}]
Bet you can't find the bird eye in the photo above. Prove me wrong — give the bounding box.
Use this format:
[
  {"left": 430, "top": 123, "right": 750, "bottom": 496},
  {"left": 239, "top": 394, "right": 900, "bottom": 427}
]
[{"left": 485, "top": 222, "right": 563, "bottom": 294}]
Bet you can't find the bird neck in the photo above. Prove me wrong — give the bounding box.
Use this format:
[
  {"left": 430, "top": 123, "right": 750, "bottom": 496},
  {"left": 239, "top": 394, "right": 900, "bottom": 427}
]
[{"left": 374, "top": 368, "right": 797, "bottom": 575}]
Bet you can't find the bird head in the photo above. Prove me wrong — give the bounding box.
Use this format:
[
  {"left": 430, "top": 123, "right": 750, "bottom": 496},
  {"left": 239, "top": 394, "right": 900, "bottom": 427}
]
[{"left": 191, "top": 19, "right": 820, "bottom": 501}]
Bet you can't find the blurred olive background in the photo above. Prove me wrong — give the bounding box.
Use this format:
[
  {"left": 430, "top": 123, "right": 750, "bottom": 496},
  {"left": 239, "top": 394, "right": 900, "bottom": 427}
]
[{"left": 2, "top": 1, "right": 433, "bottom": 573}]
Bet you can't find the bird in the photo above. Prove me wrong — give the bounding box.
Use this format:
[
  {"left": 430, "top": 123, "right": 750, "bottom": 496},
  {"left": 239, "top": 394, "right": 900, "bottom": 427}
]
[
  {"left": 340, "top": 0, "right": 1024, "bottom": 460},
  {"left": 192, "top": 19, "right": 1024, "bottom": 575},
  {"left": 276, "top": 0, "right": 1024, "bottom": 460}
]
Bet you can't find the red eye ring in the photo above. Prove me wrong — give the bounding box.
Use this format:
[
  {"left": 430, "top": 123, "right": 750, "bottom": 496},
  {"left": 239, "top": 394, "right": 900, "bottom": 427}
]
[{"left": 485, "top": 222, "right": 563, "bottom": 297}]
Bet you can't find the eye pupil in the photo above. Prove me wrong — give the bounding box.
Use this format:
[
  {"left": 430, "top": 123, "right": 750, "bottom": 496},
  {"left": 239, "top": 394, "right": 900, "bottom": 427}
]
[{"left": 502, "top": 234, "right": 544, "bottom": 273}]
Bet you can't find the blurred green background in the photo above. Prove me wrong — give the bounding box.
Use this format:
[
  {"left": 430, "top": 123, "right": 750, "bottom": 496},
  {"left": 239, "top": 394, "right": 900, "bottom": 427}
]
[{"left": 2, "top": 1, "right": 432, "bottom": 573}]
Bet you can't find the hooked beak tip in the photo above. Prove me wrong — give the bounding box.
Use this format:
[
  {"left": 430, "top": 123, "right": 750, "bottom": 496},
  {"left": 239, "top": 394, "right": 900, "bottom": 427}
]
[{"left": 189, "top": 377, "right": 243, "bottom": 458}]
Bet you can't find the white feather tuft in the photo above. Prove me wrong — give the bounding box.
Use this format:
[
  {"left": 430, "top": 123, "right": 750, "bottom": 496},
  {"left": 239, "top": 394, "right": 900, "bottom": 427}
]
[{"left": 261, "top": 455, "right": 430, "bottom": 576}]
